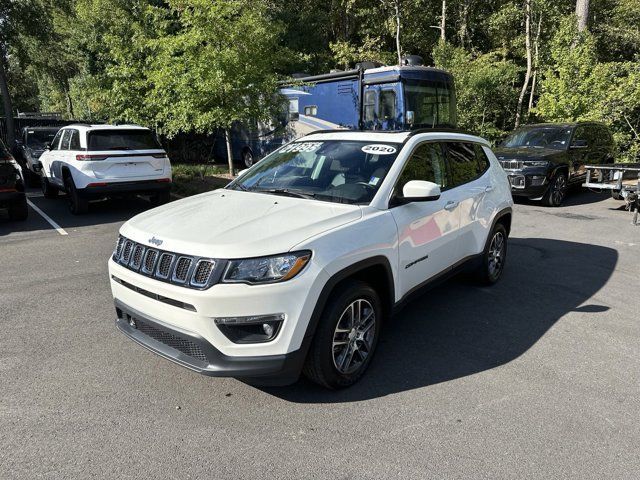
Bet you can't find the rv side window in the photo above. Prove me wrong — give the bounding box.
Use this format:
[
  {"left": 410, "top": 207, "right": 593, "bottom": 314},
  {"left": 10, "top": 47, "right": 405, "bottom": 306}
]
[
  {"left": 379, "top": 90, "right": 396, "bottom": 121},
  {"left": 304, "top": 105, "right": 318, "bottom": 116},
  {"left": 363, "top": 90, "right": 376, "bottom": 123}
]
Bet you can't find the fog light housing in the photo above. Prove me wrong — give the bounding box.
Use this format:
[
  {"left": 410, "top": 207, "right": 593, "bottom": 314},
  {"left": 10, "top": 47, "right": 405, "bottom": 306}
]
[
  {"left": 214, "top": 313, "right": 284, "bottom": 343},
  {"left": 530, "top": 175, "right": 546, "bottom": 186}
]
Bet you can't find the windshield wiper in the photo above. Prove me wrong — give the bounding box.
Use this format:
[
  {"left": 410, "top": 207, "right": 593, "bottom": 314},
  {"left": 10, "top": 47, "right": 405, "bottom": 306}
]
[{"left": 253, "top": 188, "right": 316, "bottom": 199}]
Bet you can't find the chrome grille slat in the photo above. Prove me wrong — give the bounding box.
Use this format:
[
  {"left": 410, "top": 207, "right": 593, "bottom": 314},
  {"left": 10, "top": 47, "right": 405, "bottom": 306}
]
[{"left": 112, "top": 236, "right": 216, "bottom": 289}]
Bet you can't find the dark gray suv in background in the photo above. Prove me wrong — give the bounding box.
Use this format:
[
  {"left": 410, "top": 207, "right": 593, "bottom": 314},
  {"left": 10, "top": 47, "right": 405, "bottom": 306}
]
[{"left": 495, "top": 122, "right": 614, "bottom": 206}]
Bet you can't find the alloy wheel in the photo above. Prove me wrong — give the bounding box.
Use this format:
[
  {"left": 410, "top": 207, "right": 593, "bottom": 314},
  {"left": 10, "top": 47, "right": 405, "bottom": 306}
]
[
  {"left": 552, "top": 174, "right": 567, "bottom": 206},
  {"left": 332, "top": 299, "right": 376, "bottom": 375},
  {"left": 488, "top": 231, "right": 505, "bottom": 280}
]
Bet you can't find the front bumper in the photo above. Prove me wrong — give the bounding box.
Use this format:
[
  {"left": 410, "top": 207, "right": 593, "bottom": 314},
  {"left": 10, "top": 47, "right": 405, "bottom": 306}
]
[
  {"left": 115, "top": 300, "right": 305, "bottom": 385},
  {"left": 505, "top": 171, "right": 550, "bottom": 198},
  {"left": 78, "top": 180, "right": 171, "bottom": 199}
]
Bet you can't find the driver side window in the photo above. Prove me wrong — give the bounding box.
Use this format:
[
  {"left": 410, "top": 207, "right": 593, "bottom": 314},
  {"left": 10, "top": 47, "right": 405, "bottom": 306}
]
[{"left": 395, "top": 142, "right": 447, "bottom": 197}]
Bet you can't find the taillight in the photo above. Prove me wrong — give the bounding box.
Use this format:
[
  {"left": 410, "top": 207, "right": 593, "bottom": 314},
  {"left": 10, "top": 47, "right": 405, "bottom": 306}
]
[
  {"left": 76, "top": 154, "right": 108, "bottom": 161},
  {"left": 87, "top": 182, "right": 108, "bottom": 187},
  {"left": 156, "top": 178, "right": 171, "bottom": 183}
]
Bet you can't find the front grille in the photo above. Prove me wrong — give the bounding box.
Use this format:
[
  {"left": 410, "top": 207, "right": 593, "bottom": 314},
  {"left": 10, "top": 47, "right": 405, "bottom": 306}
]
[
  {"left": 156, "top": 253, "right": 174, "bottom": 279},
  {"left": 172, "top": 257, "right": 192, "bottom": 283},
  {"left": 112, "top": 235, "right": 218, "bottom": 289},
  {"left": 192, "top": 260, "right": 215, "bottom": 287},
  {"left": 142, "top": 249, "right": 158, "bottom": 274},
  {"left": 130, "top": 244, "right": 145, "bottom": 270},
  {"left": 500, "top": 160, "right": 524, "bottom": 170},
  {"left": 136, "top": 319, "right": 207, "bottom": 362}
]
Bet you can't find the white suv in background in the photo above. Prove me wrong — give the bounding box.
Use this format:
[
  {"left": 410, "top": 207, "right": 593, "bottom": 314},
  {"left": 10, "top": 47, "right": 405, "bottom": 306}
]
[
  {"left": 39, "top": 124, "right": 172, "bottom": 214},
  {"left": 109, "top": 130, "right": 513, "bottom": 389}
]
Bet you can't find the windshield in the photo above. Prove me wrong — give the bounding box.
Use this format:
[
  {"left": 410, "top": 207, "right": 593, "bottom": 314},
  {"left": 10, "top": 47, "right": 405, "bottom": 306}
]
[
  {"left": 87, "top": 129, "right": 161, "bottom": 150},
  {"left": 404, "top": 79, "right": 456, "bottom": 128},
  {"left": 502, "top": 127, "right": 572, "bottom": 150},
  {"left": 228, "top": 140, "right": 401, "bottom": 205},
  {"left": 26, "top": 129, "right": 59, "bottom": 149}
]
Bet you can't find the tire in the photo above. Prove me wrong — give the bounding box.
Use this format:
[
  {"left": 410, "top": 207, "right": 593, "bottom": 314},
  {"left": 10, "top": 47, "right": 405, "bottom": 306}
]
[
  {"left": 474, "top": 223, "right": 508, "bottom": 286},
  {"left": 150, "top": 189, "right": 171, "bottom": 206},
  {"left": 65, "top": 176, "right": 89, "bottom": 215},
  {"left": 242, "top": 149, "right": 254, "bottom": 168},
  {"left": 303, "top": 280, "right": 382, "bottom": 389},
  {"left": 23, "top": 167, "right": 40, "bottom": 187},
  {"left": 8, "top": 197, "right": 28, "bottom": 221},
  {"left": 542, "top": 170, "right": 567, "bottom": 207},
  {"left": 40, "top": 173, "right": 58, "bottom": 198},
  {"left": 612, "top": 190, "right": 623, "bottom": 201}
]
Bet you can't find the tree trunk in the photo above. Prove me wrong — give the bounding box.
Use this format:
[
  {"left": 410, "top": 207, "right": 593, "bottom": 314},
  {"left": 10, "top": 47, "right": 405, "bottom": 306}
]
[
  {"left": 575, "top": 0, "right": 589, "bottom": 32},
  {"left": 458, "top": 0, "right": 470, "bottom": 48},
  {"left": 440, "top": 0, "right": 446, "bottom": 42},
  {"left": 225, "top": 128, "right": 234, "bottom": 176},
  {"left": 394, "top": 0, "right": 402, "bottom": 65},
  {"left": 0, "top": 56, "right": 15, "bottom": 149},
  {"left": 515, "top": 0, "right": 532, "bottom": 128},
  {"left": 528, "top": 15, "right": 542, "bottom": 113}
]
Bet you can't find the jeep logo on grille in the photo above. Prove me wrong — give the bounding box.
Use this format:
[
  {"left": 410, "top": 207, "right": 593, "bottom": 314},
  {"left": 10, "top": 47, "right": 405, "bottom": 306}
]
[{"left": 149, "top": 236, "right": 163, "bottom": 247}]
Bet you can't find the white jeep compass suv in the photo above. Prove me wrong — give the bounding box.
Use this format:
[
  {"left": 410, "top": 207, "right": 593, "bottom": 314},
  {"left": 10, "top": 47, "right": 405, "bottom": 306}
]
[
  {"left": 39, "top": 124, "right": 172, "bottom": 214},
  {"left": 109, "top": 130, "right": 513, "bottom": 389}
]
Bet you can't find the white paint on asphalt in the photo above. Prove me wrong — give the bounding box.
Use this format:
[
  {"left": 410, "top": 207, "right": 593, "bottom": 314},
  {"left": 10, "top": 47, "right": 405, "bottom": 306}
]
[{"left": 26, "top": 199, "right": 68, "bottom": 236}]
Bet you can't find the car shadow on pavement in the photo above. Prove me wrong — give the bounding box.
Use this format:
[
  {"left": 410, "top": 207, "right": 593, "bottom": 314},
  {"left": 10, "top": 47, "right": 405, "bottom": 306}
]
[
  {"left": 514, "top": 189, "right": 611, "bottom": 207},
  {"left": 262, "top": 237, "right": 617, "bottom": 403}
]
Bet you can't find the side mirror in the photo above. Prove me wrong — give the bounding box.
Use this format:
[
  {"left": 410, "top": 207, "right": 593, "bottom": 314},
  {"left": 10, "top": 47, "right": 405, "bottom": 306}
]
[
  {"left": 402, "top": 180, "right": 441, "bottom": 202},
  {"left": 237, "top": 168, "right": 249, "bottom": 177},
  {"left": 406, "top": 110, "right": 415, "bottom": 126},
  {"left": 571, "top": 139, "right": 588, "bottom": 149},
  {"left": 44, "top": 143, "right": 51, "bottom": 150}
]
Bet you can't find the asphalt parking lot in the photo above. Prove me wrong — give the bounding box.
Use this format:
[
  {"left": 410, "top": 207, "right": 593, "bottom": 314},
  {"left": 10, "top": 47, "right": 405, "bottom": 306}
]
[{"left": 1, "top": 187, "right": 639, "bottom": 479}]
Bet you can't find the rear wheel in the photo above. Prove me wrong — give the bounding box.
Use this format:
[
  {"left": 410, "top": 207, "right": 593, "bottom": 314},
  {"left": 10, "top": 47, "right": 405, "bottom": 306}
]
[
  {"left": 612, "top": 190, "right": 624, "bottom": 201},
  {"left": 303, "top": 280, "right": 382, "bottom": 389},
  {"left": 542, "top": 171, "right": 567, "bottom": 207},
  {"left": 8, "top": 196, "right": 28, "bottom": 221},
  {"left": 40, "top": 173, "right": 58, "bottom": 198},
  {"left": 65, "top": 176, "right": 89, "bottom": 215},
  {"left": 475, "top": 223, "right": 508, "bottom": 285},
  {"left": 242, "top": 149, "right": 254, "bottom": 168}
]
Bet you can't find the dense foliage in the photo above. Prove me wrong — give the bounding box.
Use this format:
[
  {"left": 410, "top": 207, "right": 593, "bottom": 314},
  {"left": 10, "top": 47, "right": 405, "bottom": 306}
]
[{"left": 2, "top": 0, "right": 639, "bottom": 160}]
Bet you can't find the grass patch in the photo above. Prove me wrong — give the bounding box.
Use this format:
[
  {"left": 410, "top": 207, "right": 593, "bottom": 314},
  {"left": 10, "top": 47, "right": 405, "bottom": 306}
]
[{"left": 172, "top": 163, "right": 235, "bottom": 197}]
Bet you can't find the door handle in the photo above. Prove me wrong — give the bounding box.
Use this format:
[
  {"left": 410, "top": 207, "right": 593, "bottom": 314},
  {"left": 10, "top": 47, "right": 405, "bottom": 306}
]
[
  {"left": 444, "top": 200, "right": 459, "bottom": 211},
  {"left": 484, "top": 185, "right": 494, "bottom": 193}
]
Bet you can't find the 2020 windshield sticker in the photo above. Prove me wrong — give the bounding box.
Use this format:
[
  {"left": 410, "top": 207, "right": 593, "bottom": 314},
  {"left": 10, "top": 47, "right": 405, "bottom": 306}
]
[
  {"left": 280, "top": 142, "right": 323, "bottom": 153},
  {"left": 361, "top": 144, "right": 397, "bottom": 155}
]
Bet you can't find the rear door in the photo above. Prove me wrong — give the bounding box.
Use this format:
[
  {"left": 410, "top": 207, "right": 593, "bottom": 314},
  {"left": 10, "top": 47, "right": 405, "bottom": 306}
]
[
  {"left": 390, "top": 141, "right": 462, "bottom": 297},
  {"left": 85, "top": 129, "right": 167, "bottom": 180},
  {"left": 50, "top": 129, "right": 71, "bottom": 187},
  {"left": 444, "top": 142, "right": 494, "bottom": 260}
]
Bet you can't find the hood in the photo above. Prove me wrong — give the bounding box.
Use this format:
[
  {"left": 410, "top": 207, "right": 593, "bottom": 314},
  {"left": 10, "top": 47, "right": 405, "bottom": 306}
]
[
  {"left": 121, "top": 189, "right": 363, "bottom": 258},
  {"left": 494, "top": 147, "right": 564, "bottom": 161}
]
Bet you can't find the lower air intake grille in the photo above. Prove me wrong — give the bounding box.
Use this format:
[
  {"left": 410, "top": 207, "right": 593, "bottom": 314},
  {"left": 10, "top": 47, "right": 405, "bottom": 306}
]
[{"left": 136, "top": 319, "right": 207, "bottom": 362}]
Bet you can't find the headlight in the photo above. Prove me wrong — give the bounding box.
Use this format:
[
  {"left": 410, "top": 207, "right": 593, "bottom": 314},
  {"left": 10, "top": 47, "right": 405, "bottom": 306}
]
[
  {"left": 223, "top": 251, "right": 311, "bottom": 284},
  {"left": 525, "top": 160, "right": 549, "bottom": 167}
]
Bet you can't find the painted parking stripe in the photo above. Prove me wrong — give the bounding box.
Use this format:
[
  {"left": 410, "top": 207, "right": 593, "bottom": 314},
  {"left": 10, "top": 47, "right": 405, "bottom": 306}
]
[{"left": 26, "top": 199, "right": 68, "bottom": 236}]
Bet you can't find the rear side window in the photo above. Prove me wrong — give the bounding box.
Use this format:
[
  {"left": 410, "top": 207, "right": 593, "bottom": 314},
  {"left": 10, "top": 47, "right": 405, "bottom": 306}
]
[
  {"left": 87, "top": 129, "right": 161, "bottom": 150},
  {"left": 51, "top": 130, "right": 64, "bottom": 150},
  {"left": 395, "top": 142, "right": 447, "bottom": 197},
  {"left": 363, "top": 90, "right": 376, "bottom": 124},
  {"left": 446, "top": 142, "right": 488, "bottom": 187},
  {"left": 379, "top": 90, "right": 396, "bottom": 122},
  {"left": 61, "top": 130, "right": 72, "bottom": 150},
  {"left": 69, "top": 130, "right": 81, "bottom": 150}
]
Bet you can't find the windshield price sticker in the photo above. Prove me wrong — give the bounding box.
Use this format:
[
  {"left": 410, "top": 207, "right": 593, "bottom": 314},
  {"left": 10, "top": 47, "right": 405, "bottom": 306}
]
[
  {"left": 361, "top": 144, "right": 397, "bottom": 155},
  {"left": 280, "top": 142, "right": 323, "bottom": 153}
]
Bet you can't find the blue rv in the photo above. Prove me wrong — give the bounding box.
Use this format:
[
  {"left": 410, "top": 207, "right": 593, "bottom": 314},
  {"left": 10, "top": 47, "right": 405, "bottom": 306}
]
[{"left": 220, "top": 56, "right": 457, "bottom": 167}]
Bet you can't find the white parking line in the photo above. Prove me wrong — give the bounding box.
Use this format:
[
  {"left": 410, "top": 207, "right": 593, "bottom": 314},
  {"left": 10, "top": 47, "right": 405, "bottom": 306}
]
[{"left": 26, "top": 199, "right": 68, "bottom": 236}]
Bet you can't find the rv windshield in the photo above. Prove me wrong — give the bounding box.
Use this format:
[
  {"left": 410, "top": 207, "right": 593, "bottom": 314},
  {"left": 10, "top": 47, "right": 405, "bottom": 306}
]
[
  {"left": 228, "top": 140, "right": 400, "bottom": 205},
  {"left": 404, "top": 79, "right": 456, "bottom": 128}
]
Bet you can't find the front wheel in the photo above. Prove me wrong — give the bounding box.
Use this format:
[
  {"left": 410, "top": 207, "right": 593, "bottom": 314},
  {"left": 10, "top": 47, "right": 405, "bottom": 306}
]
[
  {"left": 475, "top": 223, "right": 508, "bottom": 285},
  {"left": 542, "top": 171, "right": 567, "bottom": 207},
  {"left": 303, "top": 280, "right": 382, "bottom": 389},
  {"left": 242, "top": 149, "right": 254, "bottom": 168}
]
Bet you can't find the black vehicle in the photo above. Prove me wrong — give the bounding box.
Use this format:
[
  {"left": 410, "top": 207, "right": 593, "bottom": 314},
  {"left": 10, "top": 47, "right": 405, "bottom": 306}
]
[
  {"left": 15, "top": 126, "right": 61, "bottom": 186},
  {"left": 495, "top": 122, "right": 614, "bottom": 206},
  {"left": 0, "top": 139, "right": 28, "bottom": 221}
]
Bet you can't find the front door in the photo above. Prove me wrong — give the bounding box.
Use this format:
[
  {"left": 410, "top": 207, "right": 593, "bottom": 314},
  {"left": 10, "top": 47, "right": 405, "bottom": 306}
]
[{"left": 390, "top": 142, "right": 462, "bottom": 297}]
